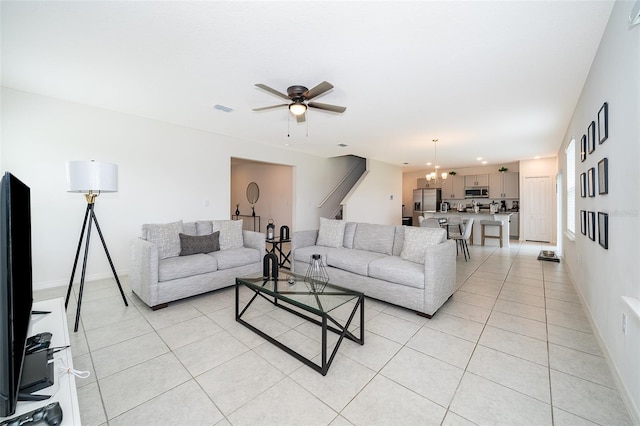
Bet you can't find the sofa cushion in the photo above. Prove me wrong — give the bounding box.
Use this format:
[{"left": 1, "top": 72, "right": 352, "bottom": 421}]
[
  {"left": 179, "top": 232, "right": 220, "bottom": 256},
  {"left": 400, "top": 227, "right": 447, "bottom": 264},
  {"left": 369, "top": 256, "right": 425, "bottom": 289},
  {"left": 209, "top": 247, "right": 260, "bottom": 270},
  {"left": 195, "top": 220, "right": 213, "bottom": 236},
  {"left": 143, "top": 221, "right": 183, "bottom": 259},
  {"left": 316, "top": 217, "right": 346, "bottom": 248},
  {"left": 158, "top": 253, "right": 218, "bottom": 281},
  {"left": 212, "top": 220, "right": 244, "bottom": 250},
  {"left": 392, "top": 225, "right": 405, "bottom": 257},
  {"left": 183, "top": 222, "right": 197, "bottom": 236},
  {"left": 326, "top": 248, "right": 387, "bottom": 276},
  {"left": 353, "top": 223, "right": 396, "bottom": 255},
  {"left": 293, "top": 245, "right": 333, "bottom": 267},
  {"left": 343, "top": 222, "right": 358, "bottom": 248}
]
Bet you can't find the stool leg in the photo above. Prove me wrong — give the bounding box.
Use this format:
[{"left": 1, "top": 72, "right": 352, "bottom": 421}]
[
  {"left": 481, "top": 224, "right": 485, "bottom": 246},
  {"left": 499, "top": 226, "right": 503, "bottom": 248}
]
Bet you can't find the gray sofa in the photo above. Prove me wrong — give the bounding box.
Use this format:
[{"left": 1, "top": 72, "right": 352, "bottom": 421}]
[
  {"left": 129, "top": 219, "right": 264, "bottom": 310},
  {"left": 292, "top": 219, "right": 456, "bottom": 317}
]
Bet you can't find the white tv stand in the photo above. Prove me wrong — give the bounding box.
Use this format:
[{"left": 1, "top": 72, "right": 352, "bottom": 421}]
[{"left": 0, "top": 298, "right": 80, "bottom": 425}]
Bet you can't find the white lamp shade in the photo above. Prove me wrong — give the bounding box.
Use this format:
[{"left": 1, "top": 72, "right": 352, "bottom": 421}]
[{"left": 66, "top": 161, "right": 118, "bottom": 193}]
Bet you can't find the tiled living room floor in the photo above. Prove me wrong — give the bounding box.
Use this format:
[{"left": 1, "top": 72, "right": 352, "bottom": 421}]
[{"left": 34, "top": 242, "right": 633, "bottom": 425}]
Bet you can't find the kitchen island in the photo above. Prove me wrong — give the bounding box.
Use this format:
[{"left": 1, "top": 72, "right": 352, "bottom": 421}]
[{"left": 423, "top": 211, "right": 514, "bottom": 248}]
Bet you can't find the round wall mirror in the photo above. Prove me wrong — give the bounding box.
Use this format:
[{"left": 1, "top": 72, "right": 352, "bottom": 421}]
[{"left": 246, "top": 182, "right": 260, "bottom": 204}]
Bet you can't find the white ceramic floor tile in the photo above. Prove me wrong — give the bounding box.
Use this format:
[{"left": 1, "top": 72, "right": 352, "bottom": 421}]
[
  {"left": 109, "top": 380, "right": 224, "bottom": 426},
  {"left": 342, "top": 375, "right": 446, "bottom": 425},
  {"left": 156, "top": 314, "right": 222, "bottom": 350},
  {"left": 423, "top": 312, "right": 486, "bottom": 343},
  {"left": 449, "top": 372, "right": 552, "bottom": 425},
  {"left": 552, "top": 407, "right": 600, "bottom": 426},
  {"left": 479, "top": 325, "right": 548, "bottom": 366},
  {"left": 173, "top": 331, "right": 249, "bottom": 376},
  {"left": 441, "top": 410, "right": 478, "bottom": 426},
  {"left": 227, "top": 377, "right": 338, "bottom": 425},
  {"left": 291, "top": 353, "right": 376, "bottom": 411},
  {"left": 451, "top": 290, "right": 497, "bottom": 310},
  {"left": 197, "top": 351, "right": 285, "bottom": 415},
  {"left": 406, "top": 326, "right": 476, "bottom": 369},
  {"left": 381, "top": 346, "right": 464, "bottom": 407},
  {"left": 439, "top": 300, "right": 492, "bottom": 324},
  {"left": 337, "top": 330, "right": 402, "bottom": 372},
  {"left": 547, "top": 324, "right": 602, "bottom": 356},
  {"left": 545, "top": 298, "right": 584, "bottom": 316},
  {"left": 550, "top": 370, "right": 632, "bottom": 425},
  {"left": 487, "top": 310, "right": 547, "bottom": 341},
  {"left": 99, "top": 352, "right": 191, "bottom": 419},
  {"left": 91, "top": 332, "right": 168, "bottom": 379},
  {"left": 546, "top": 309, "right": 592, "bottom": 333},
  {"left": 76, "top": 381, "right": 107, "bottom": 426},
  {"left": 493, "top": 298, "right": 546, "bottom": 322},
  {"left": 365, "top": 311, "right": 421, "bottom": 344},
  {"left": 549, "top": 343, "right": 615, "bottom": 389},
  {"left": 467, "top": 345, "right": 550, "bottom": 403},
  {"left": 85, "top": 315, "right": 154, "bottom": 352}
]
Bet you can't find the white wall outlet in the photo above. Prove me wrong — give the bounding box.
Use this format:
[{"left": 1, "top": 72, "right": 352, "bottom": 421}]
[{"left": 622, "top": 312, "right": 627, "bottom": 334}]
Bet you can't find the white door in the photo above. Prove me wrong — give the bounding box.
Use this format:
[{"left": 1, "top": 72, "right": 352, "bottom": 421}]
[{"left": 524, "top": 176, "right": 552, "bottom": 242}]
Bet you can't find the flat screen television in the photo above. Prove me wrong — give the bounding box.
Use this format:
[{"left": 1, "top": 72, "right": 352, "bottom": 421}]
[{"left": 0, "top": 172, "right": 33, "bottom": 417}]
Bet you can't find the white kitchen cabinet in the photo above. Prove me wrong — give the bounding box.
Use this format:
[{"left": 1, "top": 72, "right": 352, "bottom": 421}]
[
  {"left": 489, "top": 172, "right": 519, "bottom": 198},
  {"left": 441, "top": 175, "right": 465, "bottom": 199},
  {"left": 464, "top": 174, "right": 489, "bottom": 187},
  {"left": 509, "top": 212, "right": 519, "bottom": 238},
  {"left": 417, "top": 177, "right": 441, "bottom": 189}
]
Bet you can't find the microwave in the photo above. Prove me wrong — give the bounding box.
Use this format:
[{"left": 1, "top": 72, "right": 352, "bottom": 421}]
[{"left": 465, "top": 187, "right": 489, "bottom": 198}]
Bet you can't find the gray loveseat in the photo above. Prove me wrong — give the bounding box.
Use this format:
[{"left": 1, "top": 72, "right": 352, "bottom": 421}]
[
  {"left": 292, "top": 218, "right": 456, "bottom": 317},
  {"left": 130, "top": 219, "right": 264, "bottom": 310}
]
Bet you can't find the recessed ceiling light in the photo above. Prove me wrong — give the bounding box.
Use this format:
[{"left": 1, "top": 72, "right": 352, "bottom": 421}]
[
  {"left": 477, "top": 157, "right": 483, "bottom": 161},
  {"left": 534, "top": 156, "right": 541, "bottom": 159},
  {"left": 482, "top": 161, "right": 488, "bottom": 164},
  {"left": 213, "top": 104, "right": 233, "bottom": 112},
  {"left": 426, "top": 162, "right": 432, "bottom": 166}
]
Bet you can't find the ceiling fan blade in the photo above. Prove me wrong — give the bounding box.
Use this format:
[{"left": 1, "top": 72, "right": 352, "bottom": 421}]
[
  {"left": 296, "top": 113, "right": 306, "bottom": 123},
  {"left": 303, "top": 81, "right": 334, "bottom": 100},
  {"left": 308, "top": 102, "right": 346, "bottom": 113},
  {"left": 255, "top": 84, "right": 290, "bottom": 100},
  {"left": 252, "top": 104, "right": 288, "bottom": 112}
]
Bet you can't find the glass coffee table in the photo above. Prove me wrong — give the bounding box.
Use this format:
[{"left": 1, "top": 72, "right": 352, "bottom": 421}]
[{"left": 235, "top": 271, "right": 364, "bottom": 375}]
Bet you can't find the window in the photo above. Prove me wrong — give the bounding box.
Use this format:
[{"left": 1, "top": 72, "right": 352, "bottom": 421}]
[{"left": 566, "top": 139, "right": 576, "bottom": 237}]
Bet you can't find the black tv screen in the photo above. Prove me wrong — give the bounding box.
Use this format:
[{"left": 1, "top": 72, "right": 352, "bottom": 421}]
[{"left": 0, "top": 172, "right": 33, "bottom": 417}]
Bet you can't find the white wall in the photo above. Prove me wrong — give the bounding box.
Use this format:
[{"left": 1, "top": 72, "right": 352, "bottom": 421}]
[
  {"left": 558, "top": 1, "right": 640, "bottom": 421},
  {"left": 0, "top": 88, "right": 377, "bottom": 287},
  {"left": 343, "top": 159, "right": 403, "bottom": 225}
]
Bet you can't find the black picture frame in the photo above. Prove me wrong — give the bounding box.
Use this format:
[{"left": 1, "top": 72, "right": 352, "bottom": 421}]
[
  {"left": 580, "top": 210, "right": 587, "bottom": 235},
  {"left": 588, "top": 121, "right": 596, "bottom": 154},
  {"left": 598, "top": 212, "right": 608, "bottom": 249},
  {"left": 598, "top": 102, "right": 608, "bottom": 144},
  {"left": 588, "top": 211, "right": 596, "bottom": 241},
  {"left": 587, "top": 167, "right": 596, "bottom": 197},
  {"left": 598, "top": 158, "right": 608, "bottom": 195},
  {"left": 580, "top": 135, "right": 587, "bottom": 162},
  {"left": 580, "top": 172, "right": 586, "bottom": 198}
]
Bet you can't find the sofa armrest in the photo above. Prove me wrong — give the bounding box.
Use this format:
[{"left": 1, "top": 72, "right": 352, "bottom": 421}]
[
  {"left": 243, "top": 230, "right": 265, "bottom": 252},
  {"left": 129, "top": 238, "right": 160, "bottom": 308},
  {"left": 422, "top": 239, "right": 457, "bottom": 315}
]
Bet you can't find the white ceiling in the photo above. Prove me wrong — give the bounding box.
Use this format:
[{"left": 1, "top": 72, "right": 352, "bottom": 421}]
[{"left": 1, "top": 1, "right": 614, "bottom": 171}]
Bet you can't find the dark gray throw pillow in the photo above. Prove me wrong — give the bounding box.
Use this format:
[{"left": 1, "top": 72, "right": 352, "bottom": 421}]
[{"left": 179, "top": 231, "right": 220, "bottom": 256}]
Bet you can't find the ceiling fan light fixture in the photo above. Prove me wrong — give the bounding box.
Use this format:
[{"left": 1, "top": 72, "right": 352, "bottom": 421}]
[{"left": 289, "top": 101, "right": 307, "bottom": 116}]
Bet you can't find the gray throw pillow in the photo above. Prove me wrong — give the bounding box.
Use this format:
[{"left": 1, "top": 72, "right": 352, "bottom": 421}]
[
  {"left": 179, "top": 231, "right": 220, "bottom": 256},
  {"left": 400, "top": 227, "right": 446, "bottom": 264},
  {"left": 316, "top": 217, "right": 346, "bottom": 248}
]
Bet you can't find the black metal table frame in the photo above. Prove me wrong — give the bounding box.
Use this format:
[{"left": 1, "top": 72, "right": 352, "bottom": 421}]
[
  {"left": 265, "top": 237, "right": 291, "bottom": 269},
  {"left": 235, "top": 278, "right": 364, "bottom": 376}
]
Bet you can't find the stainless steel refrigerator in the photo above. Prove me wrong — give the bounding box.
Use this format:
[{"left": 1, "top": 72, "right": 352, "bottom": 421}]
[{"left": 413, "top": 189, "right": 442, "bottom": 225}]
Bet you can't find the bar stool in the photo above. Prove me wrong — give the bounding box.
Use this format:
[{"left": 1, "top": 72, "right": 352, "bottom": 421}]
[{"left": 480, "top": 219, "right": 503, "bottom": 247}]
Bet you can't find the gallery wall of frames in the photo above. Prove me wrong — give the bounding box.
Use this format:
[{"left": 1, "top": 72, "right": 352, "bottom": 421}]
[{"left": 579, "top": 101, "right": 609, "bottom": 249}]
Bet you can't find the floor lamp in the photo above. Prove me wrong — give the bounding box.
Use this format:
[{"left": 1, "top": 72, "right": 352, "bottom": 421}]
[{"left": 64, "top": 160, "right": 128, "bottom": 332}]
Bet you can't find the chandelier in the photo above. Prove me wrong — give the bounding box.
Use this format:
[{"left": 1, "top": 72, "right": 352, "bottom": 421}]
[{"left": 426, "top": 139, "right": 448, "bottom": 182}]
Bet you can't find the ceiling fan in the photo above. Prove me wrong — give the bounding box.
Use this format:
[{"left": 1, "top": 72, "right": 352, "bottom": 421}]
[{"left": 253, "top": 81, "right": 346, "bottom": 123}]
